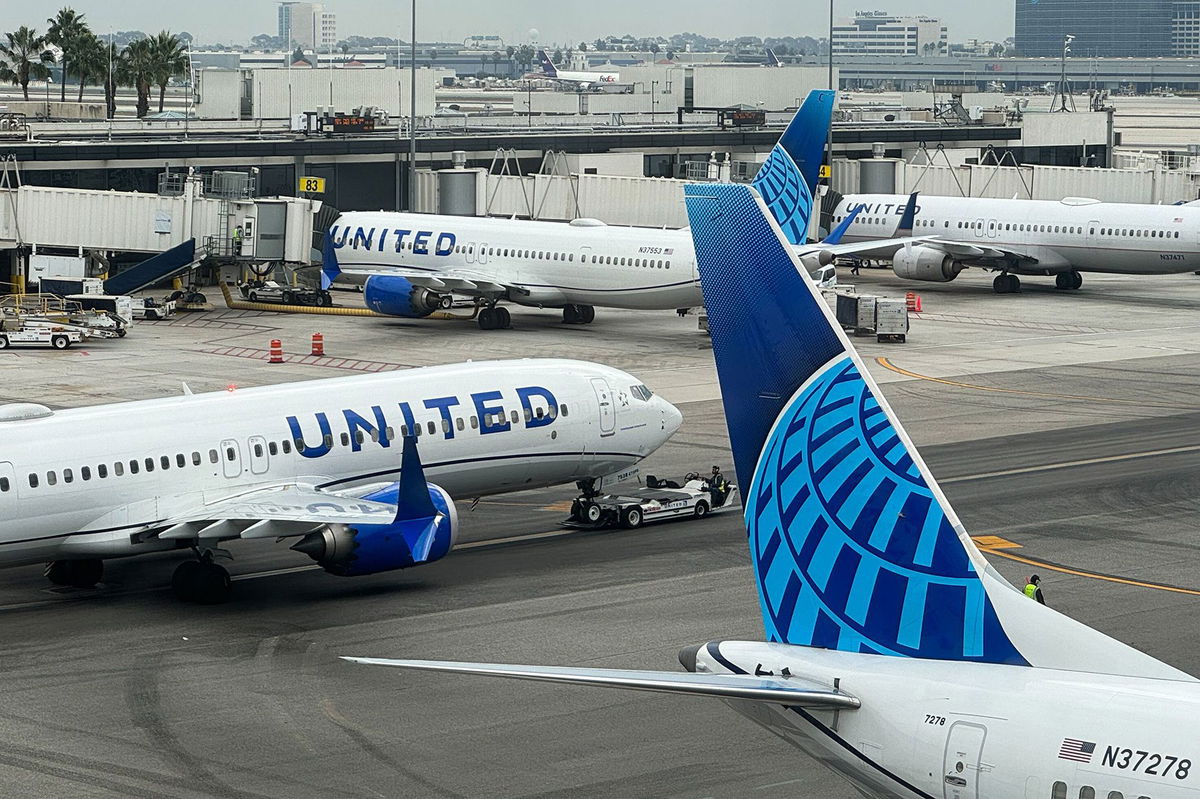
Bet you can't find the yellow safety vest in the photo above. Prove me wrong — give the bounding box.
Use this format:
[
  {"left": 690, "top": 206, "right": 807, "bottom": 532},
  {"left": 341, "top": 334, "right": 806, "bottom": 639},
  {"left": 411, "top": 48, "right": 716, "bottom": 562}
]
[{"left": 1023, "top": 583, "right": 1039, "bottom": 600}]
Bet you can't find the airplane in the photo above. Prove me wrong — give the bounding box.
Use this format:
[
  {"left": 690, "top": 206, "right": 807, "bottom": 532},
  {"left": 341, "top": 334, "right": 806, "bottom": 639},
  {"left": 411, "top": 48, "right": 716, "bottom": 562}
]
[
  {"left": 0, "top": 360, "right": 681, "bottom": 604},
  {"left": 831, "top": 191, "right": 1200, "bottom": 293},
  {"left": 323, "top": 91, "right": 920, "bottom": 330},
  {"left": 345, "top": 184, "right": 1200, "bottom": 798},
  {"left": 533, "top": 49, "right": 621, "bottom": 89}
]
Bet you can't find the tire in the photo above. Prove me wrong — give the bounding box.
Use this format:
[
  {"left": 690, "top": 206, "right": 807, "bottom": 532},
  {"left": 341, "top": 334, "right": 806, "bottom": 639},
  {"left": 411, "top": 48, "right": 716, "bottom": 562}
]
[
  {"left": 439, "top": 294, "right": 454, "bottom": 310},
  {"left": 281, "top": 290, "right": 294, "bottom": 305},
  {"left": 172, "top": 560, "right": 204, "bottom": 602},
  {"left": 67, "top": 559, "right": 104, "bottom": 588},
  {"left": 570, "top": 499, "right": 583, "bottom": 521},
  {"left": 194, "top": 563, "right": 232, "bottom": 605},
  {"left": 116, "top": 328, "right": 127, "bottom": 338},
  {"left": 248, "top": 291, "right": 259, "bottom": 302},
  {"left": 1055, "top": 272, "right": 1071, "bottom": 290},
  {"left": 51, "top": 335, "right": 70, "bottom": 350},
  {"left": 318, "top": 292, "right": 333, "bottom": 307},
  {"left": 584, "top": 502, "right": 602, "bottom": 523},
  {"left": 0, "top": 335, "right": 9, "bottom": 350},
  {"left": 620, "top": 506, "right": 643, "bottom": 529},
  {"left": 478, "top": 308, "right": 497, "bottom": 330},
  {"left": 579, "top": 305, "right": 595, "bottom": 324},
  {"left": 496, "top": 307, "right": 511, "bottom": 329},
  {"left": 694, "top": 500, "right": 710, "bottom": 519},
  {"left": 44, "top": 560, "right": 71, "bottom": 585},
  {"left": 563, "top": 304, "right": 581, "bottom": 325}
]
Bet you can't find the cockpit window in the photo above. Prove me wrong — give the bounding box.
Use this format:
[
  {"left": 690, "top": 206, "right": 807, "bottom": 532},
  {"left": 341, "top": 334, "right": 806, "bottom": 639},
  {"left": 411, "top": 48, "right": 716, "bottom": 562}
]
[{"left": 630, "top": 384, "right": 653, "bottom": 401}]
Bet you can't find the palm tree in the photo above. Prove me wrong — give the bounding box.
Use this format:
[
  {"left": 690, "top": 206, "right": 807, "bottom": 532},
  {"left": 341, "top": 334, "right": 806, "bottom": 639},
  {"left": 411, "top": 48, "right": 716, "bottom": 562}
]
[
  {"left": 121, "top": 36, "right": 154, "bottom": 117},
  {"left": 70, "top": 30, "right": 108, "bottom": 103},
  {"left": 149, "top": 31, "right": 188, "bottom": 113},
  {"left": 0, "top": 27, "right": 55, "bottom": 100},
  {"left": 46, "top": 7, "right": 87, "bottom": 102}
]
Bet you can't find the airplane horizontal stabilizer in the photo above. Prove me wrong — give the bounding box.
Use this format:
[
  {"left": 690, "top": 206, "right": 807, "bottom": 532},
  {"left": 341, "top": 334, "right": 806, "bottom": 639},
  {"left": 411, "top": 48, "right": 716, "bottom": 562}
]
[{"left": 340, "top": 658, "right": 861, "bottom": 709}]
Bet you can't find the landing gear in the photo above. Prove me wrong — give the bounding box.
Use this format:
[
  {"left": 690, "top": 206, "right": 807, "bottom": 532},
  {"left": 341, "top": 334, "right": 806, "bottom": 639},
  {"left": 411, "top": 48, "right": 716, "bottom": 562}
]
[
  {"left": 1055, "top": 270, "right": 1083, "bottom": 290},
  {"left": 172, "top": 556, "right": 232, "bottom": 604},
  {"left": 439, "top": 294, "right": 454, "bottom": 310},
  {"left": 45, "top": 558, "right": 104, "bottom": 588},
  {"left": 477, "top": 305, "right": 512, "bottom": 330},
  {"left": 993, "top": 274, "right": 1021, "bottom": 294},
  {"left": 563, "top": 304, "right": 595, "bottom": 324}
]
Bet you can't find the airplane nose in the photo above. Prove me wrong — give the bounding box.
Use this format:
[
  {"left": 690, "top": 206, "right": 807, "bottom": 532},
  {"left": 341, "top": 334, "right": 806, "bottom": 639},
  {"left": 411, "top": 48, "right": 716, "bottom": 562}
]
[{"left": 660, "top": 399, "right": 683, "bottom": 437}]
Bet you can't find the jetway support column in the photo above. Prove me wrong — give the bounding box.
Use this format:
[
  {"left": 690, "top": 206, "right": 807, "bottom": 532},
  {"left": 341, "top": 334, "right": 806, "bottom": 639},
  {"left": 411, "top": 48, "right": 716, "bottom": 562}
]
[
  {"left": 294, "top": 155, "right": 306, "bottom": 197},
  {"left": 8, "top": 250, "right": 21, "bottom": 295}
]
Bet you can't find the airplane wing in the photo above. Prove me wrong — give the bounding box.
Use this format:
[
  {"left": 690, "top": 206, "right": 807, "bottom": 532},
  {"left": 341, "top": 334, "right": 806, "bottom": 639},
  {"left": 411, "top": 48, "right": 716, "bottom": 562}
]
[
  {"left": 341, "top": 658, "right": 861, "bottom": 709},
  {"left": 156, "top": 483, "right": 399, "bottom": 541},
  {"left": 812, "top": 236, "right": 940, "bottom": 260}
]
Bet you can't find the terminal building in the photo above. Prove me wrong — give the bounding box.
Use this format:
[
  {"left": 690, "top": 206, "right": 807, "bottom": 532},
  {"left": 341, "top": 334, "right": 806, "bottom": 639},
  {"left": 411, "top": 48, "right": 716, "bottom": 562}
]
[{"left": 832, "top": 11, "right": 947, "bottom": 57}]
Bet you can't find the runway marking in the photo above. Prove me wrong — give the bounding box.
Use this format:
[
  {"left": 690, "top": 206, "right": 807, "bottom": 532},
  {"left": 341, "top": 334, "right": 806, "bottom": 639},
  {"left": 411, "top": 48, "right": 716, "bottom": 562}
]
[
  {"left": 941, "top": 444, "right": 1200, "bottom": 483},
  {"left": 975, "top": 542, "right": 1200, "bottom": 597},
  {"left": 455, "top": 527, "right": 583, "bottom": 550},
  {"left": 875, "top": 357, "right": 1195, "bottom": 410},
  {"left": 970, "top": 535, "right": 1021, "bottom": 549}
]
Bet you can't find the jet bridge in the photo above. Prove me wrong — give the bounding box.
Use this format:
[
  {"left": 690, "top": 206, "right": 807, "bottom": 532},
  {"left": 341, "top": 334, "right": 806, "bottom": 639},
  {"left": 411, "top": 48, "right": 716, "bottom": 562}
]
[{"left": 0, "top": 167, "right": 318, "bottom": 292}]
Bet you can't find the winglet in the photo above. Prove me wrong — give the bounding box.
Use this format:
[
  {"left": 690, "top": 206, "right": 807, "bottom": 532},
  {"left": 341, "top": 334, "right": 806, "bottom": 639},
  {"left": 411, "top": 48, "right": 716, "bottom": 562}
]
[
  {"left": 894, "top": 192, "right": 918, "bottom": 238},
  {"left": 320, "top": 231, "right": 341, "bottom": 291},
  {"left": 395, "top": 435, "right": 436, "bottom": 522},
  {"left": 821, "top": 204, "right": 862, "bottom": 245}
]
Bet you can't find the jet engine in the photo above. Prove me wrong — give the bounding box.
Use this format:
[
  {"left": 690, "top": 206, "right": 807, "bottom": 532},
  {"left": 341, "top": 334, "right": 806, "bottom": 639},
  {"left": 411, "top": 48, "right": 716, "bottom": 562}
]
[
  {"left": 892, "top": 246, "right": 963, "bottom": 282},
  {"left": 291, "top": 482, "right": 458, "bottom": 576},
  {"left": 798, "top": 249, "right": 835, "bottom": 272},
  {"left": 363, "top": 275, "right": 443, "bottom": 318}
]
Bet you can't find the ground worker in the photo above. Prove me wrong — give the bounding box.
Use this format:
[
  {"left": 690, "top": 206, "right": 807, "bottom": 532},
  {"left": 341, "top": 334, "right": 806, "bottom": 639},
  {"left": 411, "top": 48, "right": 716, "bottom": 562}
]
[
  {"left": 707, "top": 465, "right": 728, "bottom": 507},
  {"left": 1023, "top": 574, "right": 1046, "bottom": 605},
  {"left": 232, "top": 224, "right": 244, "bottom": 255}
]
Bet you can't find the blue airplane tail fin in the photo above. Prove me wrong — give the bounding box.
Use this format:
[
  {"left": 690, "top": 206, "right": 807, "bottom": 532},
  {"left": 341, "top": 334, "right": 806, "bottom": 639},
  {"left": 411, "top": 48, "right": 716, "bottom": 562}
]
[
  {"left": 682, "top": 182, "right": 1189, "bottom": 678},
  {"left": 536, "top": 50, "right": 557, "bottom": 77},
  {"left": 751, "top": 90, "right": 835, "bottom": 245},
  {"left": 766, "top": 48, "right": 782, "bottom": 67}
]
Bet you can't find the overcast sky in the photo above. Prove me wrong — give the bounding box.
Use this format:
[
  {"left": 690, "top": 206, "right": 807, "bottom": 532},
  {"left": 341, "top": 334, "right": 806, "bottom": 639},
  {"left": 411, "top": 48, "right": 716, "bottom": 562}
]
[{"left": 0, "top": 0, "right": 1015, "bottom": 46}]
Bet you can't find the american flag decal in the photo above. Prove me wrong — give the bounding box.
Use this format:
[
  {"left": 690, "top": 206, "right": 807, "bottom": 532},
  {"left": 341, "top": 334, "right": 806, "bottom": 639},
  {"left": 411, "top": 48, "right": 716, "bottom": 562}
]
[
  {"left": 1059, "top": 738, "right": 1096, "bottom": 763},
  {"left": 664, "top": 248, "right": 674, "bottom": 255}
]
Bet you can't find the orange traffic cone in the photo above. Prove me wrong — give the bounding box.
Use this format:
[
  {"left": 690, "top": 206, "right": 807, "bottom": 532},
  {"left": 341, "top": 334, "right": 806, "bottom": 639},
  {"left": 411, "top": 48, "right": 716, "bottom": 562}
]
[
  {"left": 311, "top": 332, "right": 325, "bottom": 356},
  {"left": 269, "top": 339, "right": 284, "bottom": 364},
  {"left": 913, "top": 294, "right": 923, "bottom": 313},
  {"left": 905, "top": 291, "right": 917, "bottom": 311}
]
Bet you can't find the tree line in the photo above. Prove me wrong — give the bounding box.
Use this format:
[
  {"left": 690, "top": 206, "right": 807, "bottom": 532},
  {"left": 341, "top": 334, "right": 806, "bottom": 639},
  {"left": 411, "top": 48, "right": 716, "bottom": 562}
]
[{"left": 0, "top": 7, "right": 188, "bottom": 118}]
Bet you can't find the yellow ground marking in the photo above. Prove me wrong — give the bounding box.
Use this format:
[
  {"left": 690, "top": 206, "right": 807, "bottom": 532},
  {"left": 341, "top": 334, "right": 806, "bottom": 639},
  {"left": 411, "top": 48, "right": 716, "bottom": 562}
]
[
  {"left": 970, "top": 535, "right": 1021, "bottom": 549},
  {"left": 875, "top": 357, "right": 1194, "bottom": 410},
  {"left": 974, "top": 539, "right": 1200, "bottom": 598}
]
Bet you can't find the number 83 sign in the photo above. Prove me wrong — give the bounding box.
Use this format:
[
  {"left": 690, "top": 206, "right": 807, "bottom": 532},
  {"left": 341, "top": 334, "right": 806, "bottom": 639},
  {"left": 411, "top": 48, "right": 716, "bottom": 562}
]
[{"left": 298, "top": 176, "right": 326, "bottom": 194}]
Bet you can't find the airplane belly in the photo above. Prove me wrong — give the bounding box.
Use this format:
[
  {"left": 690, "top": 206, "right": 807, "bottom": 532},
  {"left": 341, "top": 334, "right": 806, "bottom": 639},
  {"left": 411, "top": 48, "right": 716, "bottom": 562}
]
[{"left": 560, "top": 282, "right": 702, "bottom": 311}]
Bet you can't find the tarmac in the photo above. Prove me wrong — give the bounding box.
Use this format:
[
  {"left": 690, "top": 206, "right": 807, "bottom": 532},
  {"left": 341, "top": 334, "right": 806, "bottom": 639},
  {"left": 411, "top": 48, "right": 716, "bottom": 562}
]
[{"left": 2, "top": 267, "right": 1200, "bottom": 797}]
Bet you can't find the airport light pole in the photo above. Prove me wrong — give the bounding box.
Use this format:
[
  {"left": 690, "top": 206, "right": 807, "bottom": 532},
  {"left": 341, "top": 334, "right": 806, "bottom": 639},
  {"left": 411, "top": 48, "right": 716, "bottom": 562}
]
[
  {"left": 408, "top": 0, "right": 417, "bottom": 212},
  {"left": 651, "top": 79, "right": 658, "bottom": 124}
]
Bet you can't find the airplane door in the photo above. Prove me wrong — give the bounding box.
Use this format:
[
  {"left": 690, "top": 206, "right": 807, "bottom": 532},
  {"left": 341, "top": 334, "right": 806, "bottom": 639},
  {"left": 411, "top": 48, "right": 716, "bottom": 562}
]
[
  {"left": 580, "top": 246, "right": 592, "bottom": 268},
  {"left": 220, "top": 439, "right": 243, "bottom": 478},
  {"left": 591, "top": 378, "right": 616, "bottom": 437},
  {"left": 247, "top": 435, "right": 269, "bottom": 475},
  {"left": 974, "top": 218, "right": 985, "bottom": 238},
  {"left": 1086, "top": 219, "right": 1102, "bottom": 247},
  {"left": 942, "top": 721, "right": 987, "bottom": 799},
  {"left": 478, "top": 243, "right": 489, "bottom": 265},
  {"left": 0, "top": 461, "right": 14, "bottom": 506},
  {"left": 987, "top": 218, "right": 999, "bottom": 239}
]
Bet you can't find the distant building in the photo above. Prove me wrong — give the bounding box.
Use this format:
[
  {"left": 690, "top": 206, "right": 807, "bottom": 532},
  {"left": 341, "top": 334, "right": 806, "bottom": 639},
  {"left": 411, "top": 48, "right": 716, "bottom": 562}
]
[
  {"left": 1174, "top": 0, "right": 1200, "bottom": 56},
  {"left": 832, "top": 11, "right": 947, "bottom": 57},
  {"left": 1014, "top": 0, "right": 1173, "bottom": 57},
  {"left": 278, "top": 2, "right": 336, "bottom": 51}
]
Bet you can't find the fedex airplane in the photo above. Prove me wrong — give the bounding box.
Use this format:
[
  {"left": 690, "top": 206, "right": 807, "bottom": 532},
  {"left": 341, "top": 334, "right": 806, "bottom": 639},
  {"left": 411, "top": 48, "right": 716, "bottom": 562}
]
[
  {"left": 324, "top": 91, "right": 916, "bottom": 330},
  {"left": 0, "top": 361, "right": 681, "bottom": 603},
  {"left": 832, "top": 192, "right": 1200, "bottom": 292},
  {"left": 534, "top": 49, "right": 621, "bottom": 89},
  {"left": 346, "top": 193, "right": 1200, "bottom": 795}
]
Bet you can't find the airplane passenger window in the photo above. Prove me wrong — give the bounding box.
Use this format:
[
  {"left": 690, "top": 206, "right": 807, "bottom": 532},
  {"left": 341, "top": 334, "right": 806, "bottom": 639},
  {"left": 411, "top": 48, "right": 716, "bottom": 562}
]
[
  {"left": 354, "top": 431, "right": 364, "bottom": 445},
  {"left": 399, "top": 425, "right": 409, "bottom": 436},
  {"left": 114, "top": 462, "right": 123, "bottom": 476},
  {"left": 28, "top": 473, "right": 37, "bottom": 488},
  {"left": 560, "top": 404, "right": 569, "bottom": 417},
  {"left": 456, "top": 417, "right": 465, "bottom": 431},
  {"left": 340, "top": 433, "right": 349, "bottom": 446},
  {"left": 145, "top": 458, "right": 154, "bottom": 472},
  {"left": 192, "top": 452, "right": 202, "bottom": 465},
  {"left": 1105, "top": 793, "right": 1122, "bottom": 799},
  {"left": 523, "top": 407, "right": 533, "bottom": 422},
  {"left": 160, "top": 455, "right": 169, "bottom": 469},
  {"left": 666, "top": 261, "right": 671, "bottom": 269},
  {"left": 470, "top": 416, "right": 479, "bottom": 429},
  {"left": 547, "top": 405, "right": 557, "bottom": 419},
  {"left": 569, "top": 254, "right": 574, "bottom": 262},
  {"left": 47, "top": 471, "right": 57, "bottom": 486},
  {"left": 98, "top": 464, "right": 108, "bottom": 478},
  {"left": 427, "top": 420, "right": 436, "bottom": 435},
  {"left": 323, "top": 434, "right": 333, "bottom": 447},
  {"left": 176, "top": 454, "right": 185, "bottom": 467},
  {"left": 282, "top": 440, "right": 292, "bottom": 454},
  {"left": 0, "top": 477, "right": 8, "bottom": 492},
  {"left": 225, "top": 447, "right": 235, "bottom": 461},
  {"left": 535, "top": 407, "right": 544, "bottom": 419},
  {"left": 129, "top": 460, "right": 139, "bottom": 474},
  {"left": 255, "top": 442, "right": 265, "bottom": 456},
  {"left": 81, "top": 467, "right": 91, "bottom": 481},
  {"left": 210, "top": 449, "right": 219, "bottom": 463},
  {"left": 268, "top": 442, "right": 278, "bottom": 456},
  {"left": 1080, "top": 788, "right": 1095, "bottom": 799},
  {"left": 63, "top": 468, "right": 73, "bottom": 483},
  {"left": 1051, "top": 782, "right": 1067, "bottom": 799}
]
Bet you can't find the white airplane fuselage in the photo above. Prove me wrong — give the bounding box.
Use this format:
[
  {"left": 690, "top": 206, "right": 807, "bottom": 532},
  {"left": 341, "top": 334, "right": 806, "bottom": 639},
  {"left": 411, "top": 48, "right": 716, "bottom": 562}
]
[
  {"left": 701, "top": 641, "right": 1200, "bottom": 799},
  {"left": 330, "top": 212, "right": 701, "bottom": 310},
  {"left": 836, "top": 194, "right": 1200, "bottom": 275},
  {"left": 0, "top": 359, "right": 680, "bottom": 567}
]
